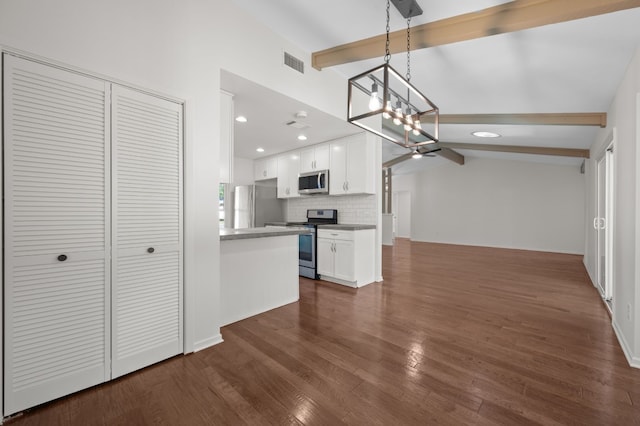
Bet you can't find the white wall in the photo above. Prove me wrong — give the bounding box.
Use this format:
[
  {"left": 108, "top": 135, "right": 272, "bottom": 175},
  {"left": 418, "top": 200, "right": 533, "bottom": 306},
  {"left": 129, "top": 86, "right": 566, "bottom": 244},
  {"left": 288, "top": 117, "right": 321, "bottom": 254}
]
[
  {"left": 394, "top": 191, "right": 412, "bottom": 238},
  {"left": 406, "top": 157, "right": 585, "bottom": 254},
  {"left": 0, "top": 0, "right": 351, "bottom": 374},
  {"left": 585, "top": 46, "right": 640, "bottom": 367},
  {"left": 233, "top": 157, "right": 255, "bottom": 186}
]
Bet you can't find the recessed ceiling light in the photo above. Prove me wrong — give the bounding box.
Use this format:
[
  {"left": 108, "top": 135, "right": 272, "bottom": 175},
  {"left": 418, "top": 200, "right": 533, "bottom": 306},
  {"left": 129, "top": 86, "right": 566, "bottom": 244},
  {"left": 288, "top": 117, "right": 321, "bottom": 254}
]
[
  {"left": 297, "top": 134, "right": 307, "bottom": 141},
  {"left": 256, "top": 147, "right": 264, "bottom": 153},
  {"left": 472, "top": 131, "right": 500, "bottom": 138},
  {"left": 235, "top": 116, "right": 247, "bottom": 123}
]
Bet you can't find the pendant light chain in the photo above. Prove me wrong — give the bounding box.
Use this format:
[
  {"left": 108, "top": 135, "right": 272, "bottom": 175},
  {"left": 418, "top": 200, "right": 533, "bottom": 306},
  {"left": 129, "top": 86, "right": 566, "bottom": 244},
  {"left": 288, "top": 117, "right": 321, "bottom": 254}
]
[
  {"left": 406, "top": 17, "right": 411, "bottom": 82},
  {"left": 346, "top": 0, "right": 439, "bottom": 149},
  {"left": 384, "top": 0, "right": 391, "bottom": 64}
]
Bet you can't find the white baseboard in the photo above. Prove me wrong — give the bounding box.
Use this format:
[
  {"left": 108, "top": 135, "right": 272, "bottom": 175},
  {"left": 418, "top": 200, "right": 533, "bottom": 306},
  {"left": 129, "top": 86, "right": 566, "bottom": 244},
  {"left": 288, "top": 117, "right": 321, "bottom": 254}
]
[
  {"left": 193, "top": 334, "right": 224, "bottom": 352},
  {"left": 220, "top": 297, "right": 299, "bottom": 328},
  {"left": 612, "top": 320, "right": 640, "bottom": 369},
  {"left": 319, "top": 275, "right": 357, "bottom": 288}
]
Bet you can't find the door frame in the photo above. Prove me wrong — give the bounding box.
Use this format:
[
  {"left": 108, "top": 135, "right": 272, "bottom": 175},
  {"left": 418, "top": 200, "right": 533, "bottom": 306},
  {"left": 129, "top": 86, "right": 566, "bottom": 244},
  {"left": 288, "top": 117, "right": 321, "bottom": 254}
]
[{"left": 594, "top": 130, "right": 615, "bottom": 304}]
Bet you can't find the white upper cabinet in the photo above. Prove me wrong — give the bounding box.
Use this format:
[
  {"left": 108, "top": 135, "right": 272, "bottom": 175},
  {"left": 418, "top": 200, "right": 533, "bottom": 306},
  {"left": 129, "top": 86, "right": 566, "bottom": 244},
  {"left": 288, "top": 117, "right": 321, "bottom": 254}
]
[
  {"left": 277, "top": 151, "right": 301, "bottom": 199},
  {"left": 329, "top": 133, "right": 375, "bottom": 195},
  {"left": 219, "top": 90, "right": 234, "bottom": 184},
  {"left": 254, "top": 156, "right": 278, "bottom": 181},
  {"left": 300, "top": 143, "right": 330, "bottom": 173}
]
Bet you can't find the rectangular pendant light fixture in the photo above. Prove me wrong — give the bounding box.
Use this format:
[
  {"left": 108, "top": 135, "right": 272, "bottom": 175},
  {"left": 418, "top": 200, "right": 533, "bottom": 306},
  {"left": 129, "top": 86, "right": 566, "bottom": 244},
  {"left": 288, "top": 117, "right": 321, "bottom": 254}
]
[{"left": 347, "top": 62, "right": 439, "bottom": 149}]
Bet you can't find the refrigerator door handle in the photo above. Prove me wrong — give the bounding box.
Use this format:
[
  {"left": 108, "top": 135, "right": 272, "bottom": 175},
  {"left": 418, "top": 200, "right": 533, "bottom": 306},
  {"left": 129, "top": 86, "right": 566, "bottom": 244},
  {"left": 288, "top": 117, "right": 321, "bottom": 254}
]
[{"left": 250, "top": 189, "right": 255, "bottom": 227}]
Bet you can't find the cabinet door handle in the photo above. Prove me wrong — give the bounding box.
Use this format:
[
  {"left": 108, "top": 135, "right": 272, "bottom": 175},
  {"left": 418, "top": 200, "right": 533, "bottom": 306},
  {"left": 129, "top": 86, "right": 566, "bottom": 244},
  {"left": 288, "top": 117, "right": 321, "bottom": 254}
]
[
  {"left": 57, "top": 254, "right": 67, "bottom": 262},
  {"left": 346, "top": 182, "right": 349, "bottom": 191},
  {"left": 147, "top": 247, "right": 155, "bottom": 253}
]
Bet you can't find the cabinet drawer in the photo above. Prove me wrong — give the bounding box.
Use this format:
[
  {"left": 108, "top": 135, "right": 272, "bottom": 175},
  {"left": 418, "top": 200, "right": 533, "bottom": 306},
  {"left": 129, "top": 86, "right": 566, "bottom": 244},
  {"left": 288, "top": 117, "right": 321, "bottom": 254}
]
[{"left": 318, "top": 229, "right": 354, "bottom": 241}]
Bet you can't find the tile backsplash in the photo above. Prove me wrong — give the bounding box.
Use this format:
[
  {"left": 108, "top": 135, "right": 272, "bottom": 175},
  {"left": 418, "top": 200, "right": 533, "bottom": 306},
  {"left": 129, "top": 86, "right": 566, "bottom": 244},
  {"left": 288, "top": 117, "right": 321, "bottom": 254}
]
[{"left": 287, "top": 194, "right": 378, "bottom": 225}]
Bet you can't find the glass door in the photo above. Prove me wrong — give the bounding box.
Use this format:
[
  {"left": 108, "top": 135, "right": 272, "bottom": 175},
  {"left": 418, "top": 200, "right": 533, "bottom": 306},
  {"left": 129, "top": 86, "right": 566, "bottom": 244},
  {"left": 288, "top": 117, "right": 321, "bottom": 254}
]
[
  {"left": 298, "top": 229, "right": 315, "bottom": 268},
  {"left": 595, "top": 145, "right": 614, "bottom": 302}
]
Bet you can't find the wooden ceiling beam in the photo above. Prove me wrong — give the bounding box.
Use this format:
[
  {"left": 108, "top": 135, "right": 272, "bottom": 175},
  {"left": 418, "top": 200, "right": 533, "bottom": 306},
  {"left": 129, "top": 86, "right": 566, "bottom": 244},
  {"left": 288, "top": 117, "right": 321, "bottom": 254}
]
[
  {"left": 383, "top": 152, "right": 413, "bottom": 168},
  {"left": 312, "top": 0, "right": 640, "bottom": 70},
  {"left": 431, "top": 112, "right": 607, "bottom": 127},
  {"left": 439, "top": 142, "right": 590, "bottom": 158},
  {"left": 437, "top": 148, "right": 465, "bottom": 165}
]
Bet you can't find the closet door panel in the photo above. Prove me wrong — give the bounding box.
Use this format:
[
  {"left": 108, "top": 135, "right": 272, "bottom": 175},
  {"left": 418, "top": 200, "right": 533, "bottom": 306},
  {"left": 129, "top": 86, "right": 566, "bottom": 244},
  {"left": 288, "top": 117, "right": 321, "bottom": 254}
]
[
  {"left": 111, "top": 85, "right": 183, "bottom": 378},
  {"left": 3, "top": 55, "right": 110, "bottom": 416}
]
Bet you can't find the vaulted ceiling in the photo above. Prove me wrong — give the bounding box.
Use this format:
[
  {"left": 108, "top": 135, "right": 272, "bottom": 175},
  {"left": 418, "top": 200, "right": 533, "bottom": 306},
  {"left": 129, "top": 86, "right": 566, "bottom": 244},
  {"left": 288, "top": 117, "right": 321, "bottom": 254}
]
[{"left": 227, "top": 0, "right": 640, "bottom": 174}]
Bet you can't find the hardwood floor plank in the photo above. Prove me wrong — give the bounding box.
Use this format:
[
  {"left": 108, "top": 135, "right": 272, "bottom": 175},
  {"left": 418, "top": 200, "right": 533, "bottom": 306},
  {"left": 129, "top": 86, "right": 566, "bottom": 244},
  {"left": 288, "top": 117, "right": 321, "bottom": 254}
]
[{"left": 7, "top": 239, "right": 640, "bottom": 425}]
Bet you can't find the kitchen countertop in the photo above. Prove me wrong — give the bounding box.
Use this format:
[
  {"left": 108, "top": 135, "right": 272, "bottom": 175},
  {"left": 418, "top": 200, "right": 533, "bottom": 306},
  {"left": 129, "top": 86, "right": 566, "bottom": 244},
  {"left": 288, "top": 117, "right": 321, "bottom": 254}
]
[
  {"left": 264, "top": 222, "right": 288, "bottom": 227},
  {"left": 264, "top": 222, "right": 376, "bottom": 231},
  {"left": 220, "top": 226, "right": 309, "bottom": 241},
  {"left": 317, "top": 224, "right": 376, "bottom": 231}
]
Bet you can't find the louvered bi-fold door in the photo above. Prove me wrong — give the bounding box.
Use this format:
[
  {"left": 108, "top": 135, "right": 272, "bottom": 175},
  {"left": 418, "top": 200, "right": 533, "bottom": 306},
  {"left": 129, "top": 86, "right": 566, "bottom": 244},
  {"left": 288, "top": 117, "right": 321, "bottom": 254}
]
[
  {"left": 3, "top": 55, "right": 110, "bottom": 415},
  {"left": 111, "top": 85, "right": 183, "bottom": 378}
]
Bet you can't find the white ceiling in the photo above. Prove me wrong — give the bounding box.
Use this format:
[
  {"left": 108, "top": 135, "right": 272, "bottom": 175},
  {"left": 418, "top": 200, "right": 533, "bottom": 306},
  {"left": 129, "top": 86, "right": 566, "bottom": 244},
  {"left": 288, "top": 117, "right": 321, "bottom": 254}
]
[{"left": 224, "top": 1, "right": 640, "bottom": 175}]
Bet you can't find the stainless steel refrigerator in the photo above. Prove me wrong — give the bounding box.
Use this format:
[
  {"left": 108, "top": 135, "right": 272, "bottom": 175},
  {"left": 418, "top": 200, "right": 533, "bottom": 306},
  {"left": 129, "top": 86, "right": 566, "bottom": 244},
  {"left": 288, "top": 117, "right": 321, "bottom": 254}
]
[{"left": 233, "top": 182, "right": 284, "bottom": 228}]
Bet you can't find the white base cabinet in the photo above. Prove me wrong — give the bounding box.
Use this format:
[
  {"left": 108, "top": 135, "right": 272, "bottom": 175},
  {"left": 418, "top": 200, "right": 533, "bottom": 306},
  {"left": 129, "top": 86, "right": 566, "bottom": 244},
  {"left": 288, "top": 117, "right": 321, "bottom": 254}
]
[{"left": 317, "top": 229, "right": 375, "bottom": 287}]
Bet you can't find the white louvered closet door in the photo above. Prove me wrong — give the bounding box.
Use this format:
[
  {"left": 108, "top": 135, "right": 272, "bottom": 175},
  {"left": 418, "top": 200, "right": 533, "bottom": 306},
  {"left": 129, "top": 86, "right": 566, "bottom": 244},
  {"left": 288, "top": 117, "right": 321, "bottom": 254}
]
[
  {"left": 3, "top": 55, "right": 110, "bottom": 416},
  {"left": 111, "top": 85, "right": 183, "bottom": 378}
]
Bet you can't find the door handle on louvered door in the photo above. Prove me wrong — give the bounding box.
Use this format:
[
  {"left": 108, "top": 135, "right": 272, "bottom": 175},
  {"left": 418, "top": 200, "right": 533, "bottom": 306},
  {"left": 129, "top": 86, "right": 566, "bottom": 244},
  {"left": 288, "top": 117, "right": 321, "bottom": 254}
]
[
  {"left": 593, "top": 217, "right": 599, "bottom": 230},
  {"left": 57, "top": 254, "right": 67, "bottom": 262},
  {"left": 147, "top": 247, "right": 155, "bottom": 253}
]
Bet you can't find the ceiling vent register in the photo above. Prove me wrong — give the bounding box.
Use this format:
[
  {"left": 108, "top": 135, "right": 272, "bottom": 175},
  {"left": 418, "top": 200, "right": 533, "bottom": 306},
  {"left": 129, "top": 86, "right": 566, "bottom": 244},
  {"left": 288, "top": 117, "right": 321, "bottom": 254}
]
[{"left": 284, "top": 52, "right": 305, "bottom": 74}]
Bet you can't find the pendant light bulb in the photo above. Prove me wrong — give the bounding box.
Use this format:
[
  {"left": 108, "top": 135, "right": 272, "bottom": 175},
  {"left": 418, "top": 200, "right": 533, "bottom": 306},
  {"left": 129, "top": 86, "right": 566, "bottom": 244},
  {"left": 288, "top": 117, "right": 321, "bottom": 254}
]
[
  {"left": 382, "top": 94, "right": 392, "bottom": 119},
  {"left": 404, "top": 107, "right": 413, "bottom": 131},
  {"left": 412, "top": 150, "right": 422, "bottom": 159},
  {"left": 413, "top": 118, "right": 421, "bottom": 136},
  {"left": 368, "top": 83, "right": 380, "bottom": 111},
  {"left": 393, "top": 100, "right": 403, "bottom": 126}
]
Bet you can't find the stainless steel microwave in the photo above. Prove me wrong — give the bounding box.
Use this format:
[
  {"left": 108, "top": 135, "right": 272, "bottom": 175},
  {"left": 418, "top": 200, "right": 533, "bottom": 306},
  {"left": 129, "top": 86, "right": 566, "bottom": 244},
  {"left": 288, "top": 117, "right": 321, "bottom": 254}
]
[{"left": 298, "top": 170, "right": 329, "bottom": 195}]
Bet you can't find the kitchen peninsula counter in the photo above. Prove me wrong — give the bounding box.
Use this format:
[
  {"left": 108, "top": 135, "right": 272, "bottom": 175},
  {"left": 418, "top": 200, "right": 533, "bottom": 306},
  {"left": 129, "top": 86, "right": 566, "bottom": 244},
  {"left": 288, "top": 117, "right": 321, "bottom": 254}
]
[
  {"left": 220, "top": 227, "right": 305, "bottom": 326},
  {"left": 220, "top": 226, "right": 308, "bottom": 241}
]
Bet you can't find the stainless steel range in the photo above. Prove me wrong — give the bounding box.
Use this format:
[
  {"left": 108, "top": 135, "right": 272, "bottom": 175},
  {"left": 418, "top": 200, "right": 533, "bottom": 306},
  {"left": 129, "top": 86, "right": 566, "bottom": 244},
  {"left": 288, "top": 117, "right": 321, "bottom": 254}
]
[{"left": 287, "top": 209, "right": 338, "bottom": 279}]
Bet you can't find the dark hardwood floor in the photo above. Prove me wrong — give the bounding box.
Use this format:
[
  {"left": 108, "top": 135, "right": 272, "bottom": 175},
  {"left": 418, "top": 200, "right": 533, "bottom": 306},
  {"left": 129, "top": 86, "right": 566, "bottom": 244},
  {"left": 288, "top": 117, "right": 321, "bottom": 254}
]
[{"left": 8, "top": 239, "right": 640, "bottom": 425}]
